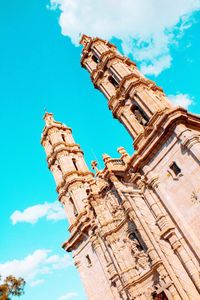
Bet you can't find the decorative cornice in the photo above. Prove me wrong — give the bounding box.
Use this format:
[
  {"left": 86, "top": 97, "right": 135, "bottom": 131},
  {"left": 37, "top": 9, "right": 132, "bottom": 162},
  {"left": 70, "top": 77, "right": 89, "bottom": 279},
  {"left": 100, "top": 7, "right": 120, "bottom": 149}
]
[
  {"left": 47, "top": 144, "right": 83, "bottom": 168},
  {"left": 124, "top": 78, "right": 149, "bottom": 98},
  {"left": 62, "top": 219, "right": 91, "bottom": 252},
  {"left": 130, "top": 108, "right": 200, "bottom": 171},
  {"left": 41, "top": 124, "right": 72, "bottom": 144},
  {"left": 102, "top": 217, "right": 127, "bottom": 239},
  {"left": 57, "top": 172, "right": 94, "bottom": 196},
  {"left": 100, "top": 53, "right": 127, "bottom": 71},
  {"left": 80, "top": 37, "right": 117, "bottom": 67},
  {"left": 119, "top": 73, "right": 140, "bottom": 89},
  {"left": 91, "top": 69, "right": 104, "bottom": 86},
  {"left": 123, "top": 260, "right": 162, "bottom": 290},
  {"left": 108, "top": 95, "right": 126, "bottom": 116},
  {"left": 68, "top": 209, "right": 88, "bottom": 233}
]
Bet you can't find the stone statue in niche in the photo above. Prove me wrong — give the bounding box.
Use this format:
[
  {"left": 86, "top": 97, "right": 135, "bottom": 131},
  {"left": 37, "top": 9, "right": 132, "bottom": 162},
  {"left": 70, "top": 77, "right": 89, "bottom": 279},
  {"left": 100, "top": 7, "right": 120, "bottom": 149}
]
[
  {"left": 131, "top": 103, "right": 149, "bottom": 126},
  {"left": 97, "top": 203, "right": 112, "bottom": 225},
  {"left": 116, "top": 237, "right": 137, "bottom": 275},
  {"left": 124, "top": 233, "right": 150, "bottom": 273},
  {"left": 137, "top": 252, "right": 150, "bottom": 270},
  {"left": 108, "top": 194, "right": 119, "bottom": 213},
  {"left": 107, "top": 193, "right": 125, "bottom": 220},
  {"left": 128, "top": 232, "right": 143, "bottom": 251},
  {"left": 135, "top": 109, "right": 148, "bottom": 126}
]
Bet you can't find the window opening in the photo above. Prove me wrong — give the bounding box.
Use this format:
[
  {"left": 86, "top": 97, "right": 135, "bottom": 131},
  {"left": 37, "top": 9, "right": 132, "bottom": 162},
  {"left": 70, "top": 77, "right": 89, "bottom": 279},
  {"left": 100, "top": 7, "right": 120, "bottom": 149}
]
[
  {"left": 113, "top": 190, "right": 122, "bottom": 205},
  {"left": 112, "top": 281, "right": 116, "bottom": 287},
  {"left": 61, "top": 134, "right": 65, "bottom": 142},
  {"left": 91, "top": 206, "right": 97, "bottom": 218},
  {"left": 86, "top": 254, "right": 92, "bottom": 266},
  {"left": 72, "top": 158, "right": 78, "bottom": 171},
  {"left": 170, "top": 162, "right": 181, "bottom": 176},
  {"left": 129, "top": 232, "right": 143, "bottom": 251},
  {"left": 91, "top": 54, "right": 99, "bottom": 63},
  {"left": 70, "top": 197, "right": 78, "bottom": 217},
  {"left": 131, "top": 103, "right": 149, "bottom": 126},
  {"left": 153, "top": 291, "right": 168, "bottom": 300},
  {"left": 108, "top": 75, "right": 119, "bottom": 88}
]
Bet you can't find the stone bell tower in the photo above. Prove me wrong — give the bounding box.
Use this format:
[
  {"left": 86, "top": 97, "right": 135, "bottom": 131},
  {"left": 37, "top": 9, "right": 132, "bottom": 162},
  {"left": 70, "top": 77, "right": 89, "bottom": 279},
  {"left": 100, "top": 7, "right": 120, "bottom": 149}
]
[
  {"left": 41, "top": 112, "right": 122, "bottom": 300},
  {"left": 42, "top": 36, "right": 200, "bottom": 300},
  {"left": 80, "top": 34, "right": 172, "bottom": 141}
]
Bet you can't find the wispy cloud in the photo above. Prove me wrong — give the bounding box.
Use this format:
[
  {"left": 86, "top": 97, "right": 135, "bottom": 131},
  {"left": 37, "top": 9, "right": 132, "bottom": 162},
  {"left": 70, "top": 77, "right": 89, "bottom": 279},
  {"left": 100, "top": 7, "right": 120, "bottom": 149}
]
[
  {"left": 10, "top": 201, "right": 66, "bottom": 225},
  {"left": 29, "top": 279, "right": 45, "bottom": 287},
  {"left": 58, "top": 292, "right": 78, "bottom": 300},
  {"left": 0, "top": 249, "right": 72, "bottom": 287},
  {"left": 49, "top": 0, "right": 200, "bottom": 76},
  {"left": 168, "top": 93, "right": 193, "bottom": 109}
]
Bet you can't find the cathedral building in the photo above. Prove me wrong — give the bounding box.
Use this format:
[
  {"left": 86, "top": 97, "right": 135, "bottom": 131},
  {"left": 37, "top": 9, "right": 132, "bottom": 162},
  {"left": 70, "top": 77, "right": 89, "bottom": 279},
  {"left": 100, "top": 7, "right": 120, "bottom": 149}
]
[{"left": 41, "top": 35, "right": 200, "bottom": 300}]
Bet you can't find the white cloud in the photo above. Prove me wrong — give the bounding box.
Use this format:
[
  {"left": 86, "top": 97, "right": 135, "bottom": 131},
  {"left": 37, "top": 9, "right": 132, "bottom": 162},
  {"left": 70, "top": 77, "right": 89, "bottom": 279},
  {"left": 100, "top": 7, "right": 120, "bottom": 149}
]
[
  {"left": 49, "top": 0, "right": 200, "bottom": 75},
  {"left": 0, "top": 249, "right": 72, "bottom": 287},
  {"left": 29, "top": 279, "right": 45, "bottom": 287},
  {"left": 168, "top": 93, "right": 193, "bottom": 109},
  {"left": 58, "top": 292, "right": 78, "bottom": 300},
  {"left": 10, "top": 201, "right": 66, "bottom": 225},
  {"left": 140, "top": 55, "right": 172, "bottom": 77}
]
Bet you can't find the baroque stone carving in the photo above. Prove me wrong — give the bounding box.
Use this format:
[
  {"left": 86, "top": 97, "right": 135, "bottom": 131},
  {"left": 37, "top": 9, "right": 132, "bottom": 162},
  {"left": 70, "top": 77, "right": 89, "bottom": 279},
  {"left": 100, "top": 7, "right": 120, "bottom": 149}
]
[
  {"left": 124, "top": 236, "right": 150, "bottom": 273},
  {"left": 191, "top": 189, "right": 200, "bottom": 204}
]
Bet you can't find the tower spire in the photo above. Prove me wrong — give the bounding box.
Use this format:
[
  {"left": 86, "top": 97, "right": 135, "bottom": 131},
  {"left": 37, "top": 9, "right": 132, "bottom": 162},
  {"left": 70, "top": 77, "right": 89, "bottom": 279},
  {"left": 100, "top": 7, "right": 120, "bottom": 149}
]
[{"left": 43, "top": 111, "right": 54, "bottom": 126}]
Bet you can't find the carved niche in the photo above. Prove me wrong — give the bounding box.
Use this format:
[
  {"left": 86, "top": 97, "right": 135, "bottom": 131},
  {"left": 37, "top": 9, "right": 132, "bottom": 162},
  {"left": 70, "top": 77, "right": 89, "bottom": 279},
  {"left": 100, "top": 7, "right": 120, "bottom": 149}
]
[
  {"left": 153, "top": 291, "right": 168, "bottom": 300},
  {"left": 125, "top": 234, "right": 150, "bottom": 273}
]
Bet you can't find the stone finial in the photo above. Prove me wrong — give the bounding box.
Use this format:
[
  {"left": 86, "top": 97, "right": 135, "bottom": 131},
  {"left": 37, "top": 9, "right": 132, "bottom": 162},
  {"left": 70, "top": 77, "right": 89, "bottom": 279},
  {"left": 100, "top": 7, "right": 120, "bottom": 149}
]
[
  {"left": 43, "top": 112, "right": 71, "bottom": 131},
  {"left": 117, "top": 146, "right": 129, "bottom": 157},
  {"left": 117, "top": 146, "right": 130, "bottom": 164},
  {"left": 102, "top": 153, "right": 111, "bottom": 161},
  {"left": 43, "top": 112, "right": 55, "bottom": 126},
  {"left": 79, "top": 34, "right": 92, "bottom": 47},
  {"left": 91, "top": 160, "right": 99, "bottom": 173}
]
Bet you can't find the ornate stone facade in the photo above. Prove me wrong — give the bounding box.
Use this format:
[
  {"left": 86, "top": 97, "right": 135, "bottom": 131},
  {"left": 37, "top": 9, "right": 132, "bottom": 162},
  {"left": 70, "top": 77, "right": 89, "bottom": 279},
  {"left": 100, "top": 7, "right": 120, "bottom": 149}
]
[{"left": 41, "top": 35, "right": 200, "bottom": 300}]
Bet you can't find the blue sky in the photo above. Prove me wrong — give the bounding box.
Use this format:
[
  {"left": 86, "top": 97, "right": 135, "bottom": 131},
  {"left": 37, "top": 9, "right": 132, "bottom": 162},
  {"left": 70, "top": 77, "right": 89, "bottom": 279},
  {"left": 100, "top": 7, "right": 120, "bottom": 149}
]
[{"left": 0, "top": 1, "right": 200, "bottom": 300}]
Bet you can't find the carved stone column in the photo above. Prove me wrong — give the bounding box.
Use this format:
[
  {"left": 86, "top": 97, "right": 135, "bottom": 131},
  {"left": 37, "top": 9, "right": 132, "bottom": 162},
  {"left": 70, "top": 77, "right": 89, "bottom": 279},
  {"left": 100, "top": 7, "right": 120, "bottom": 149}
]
[
  {"left": 120, "top": 108, "right": 144, "bottom": 139},
  {"left": 175, "top": 124, "right": 200, "bottom": 162},
  {"left": 91, "top": 235, "right": 128, "bottom": 300},
  {"left": 156, "top": 264, "right": 182, "bottom": 300}
]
